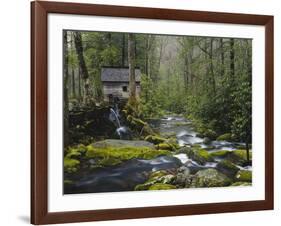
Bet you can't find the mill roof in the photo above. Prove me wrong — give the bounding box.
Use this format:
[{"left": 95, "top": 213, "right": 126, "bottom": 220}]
[{"left": 101, "top": 67, "right": 141, "bottom": 82}]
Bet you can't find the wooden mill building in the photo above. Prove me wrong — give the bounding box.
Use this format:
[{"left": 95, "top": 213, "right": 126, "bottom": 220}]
[{"left": 101, "top": 67, "right": 141, "bottom": 102}]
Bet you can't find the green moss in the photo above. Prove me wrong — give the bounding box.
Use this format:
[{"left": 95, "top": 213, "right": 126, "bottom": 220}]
[
  {"left": 231, "top": 182, "right": 252, "bottom": 186},
  {"left": 64, "top": 157, "right": 80, "bottom": 173},
  {"left": 235, "top": 170, "right": 252, "bottom": 182},
  {"left": 144, "top": 135, "right": 167, "bottom": 145},
  {"left": 210, "top": 150, "right": 230, "bottom": 158},
  {"left": 149, "top": 170, "right": 169, "bottom": 180},
  {"left": 86, "top": 145, "right": 171, "bottom": 167},
  {"left": 227, "top": 149, "right": 252, "bottom": 166},
  {"left": 64, "top": 179, "right": 74, "bottom": 185},
  {"left": 216, "top": 133, "right": 233, "bottom": 141},
  {"left": 156, "top": 143, "right": 173, "bottom": 150},
  {"left": 148, "top": 183, "right": 176, "bottom": 190},
  {"left": 135, "top": 183, "right": 151, "bottom": 191},
  {"left": 65, "top": 144, "right": 87, "bottom": 159},
  {"left": 187, "top": 149, "right": 213, "bottom": 165},
  {"left": 98, "top": 157, "right": 123, "bottom": 166},
  {"left": 197, "top": 149, "right": 213, "bottom": 160},
  {"left": 232, "top": 150, "right": 252, "bottom": 160},
  {"left": 161, "top": 132, "right": 177, "bottom": 139},
  {"left": 216, "top": 160, "right": 239, "bottom": 178}
]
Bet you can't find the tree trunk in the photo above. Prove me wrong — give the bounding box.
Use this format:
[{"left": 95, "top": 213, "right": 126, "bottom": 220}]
[
  {"left": 73, "top": 32, "right": 91, "bottom": 105},
  {"left": 220, "top": 38, "right": 225, "bottom": 77},
  {"left": 63, "top": 31, "right": 69, "bottom": 146},
  {"left": 128, "top": 33, "right": 136, "bottom": 99},
  {"left": 70, "top": 33, "right": 76, "bottom": 99},
  {"left": 145, "top": 36, "right": 149, "bottom": 76},
  {"left": 246, "top": 40, "right": 252, "bottom": 83},
  {"left": 209, "top": 38, "right": 216, "bottom": 94},
  {"left": 78, "top": 67, "right": 82, "bottom": 101},
  {"left": 246, "top": 142, "right": 250, "bottom": 164},
  {"left": 184, "top": 54, "right": 189, "bottom": 92},
  {"left": 122, "top": 33, "right": 126, "bottom": 66},
  {"left": 230, "top": 38, "right": 235, "bottom": 80}
]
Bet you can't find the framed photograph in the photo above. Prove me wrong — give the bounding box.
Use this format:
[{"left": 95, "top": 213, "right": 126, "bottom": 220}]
[{"left": 31, "top": 1, "right": 274, "bottom": 224}]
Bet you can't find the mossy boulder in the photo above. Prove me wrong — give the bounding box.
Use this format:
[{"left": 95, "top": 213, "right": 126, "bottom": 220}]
[
  {"left": 65, "top": 144, "right": 87, "bottom": 159},
  {"left": 161, "top": 132, "right": 177, "bottom": 139},
  {"left": 148, "top": 183, "right": 176, "bottom": 190},
  {"left": 155, "top": 138, "right": 180, "bottom": 151},
  {"left": 231, "top": 182, "right": 252, "bottom": 186},
  {"left": 156, "top": 143, "right": 174, "bottom": 151},
  {"left": 86, "top": 140, "right": 171, "bottom": 167},
  {"left": 64, "top": 157, "right": 80, "bottom": 173},
  {"left": 191, "top": 169, "right": 232, "bottom": 188},
  {"left": 216, "top": 133, "right": 233, "bottom": 141},
  {"left": 135, "top": 174, "right": 176, "bottom": 191},
  {"left": 92, "top": 139, "right": 155, "bottom": 149},
  {"left": 235, "top": 170, "right": 252, "bottom": 182},
  {"left": 216, "top": 160, "right": 240, "bottom": 178},
  {"left": 227, "top": 150, "right": 252, "bottom": 166},
  {"left": 197, "top": 128, "right": 217, "bottom": 140},
  {"left": 187, "top": 149, "right": 214, "bottom": 165},
  {"left": 149, "top": 170, "right": 169, "bottom": 180},
  {"left": 176, "top": 146, "right": 192, "bottom": 154},
  {"left": 145, "top": 135, "right": 167, "bottom": 145},
  {"left": 210, "top": 150, "right": 230, "bottom": 158}
]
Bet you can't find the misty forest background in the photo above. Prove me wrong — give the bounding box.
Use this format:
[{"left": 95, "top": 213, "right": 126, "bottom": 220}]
[{"left": 64, "top": 31, "right": 252, "bottom": 148}]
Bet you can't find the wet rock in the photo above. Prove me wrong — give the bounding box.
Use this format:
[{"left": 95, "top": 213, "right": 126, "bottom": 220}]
[
  {"left": 190, "top": 169, "right": 232, "bottom": 188},
  {"left": 227, "top": 150, "right": 252, "bottom": 166},
  {"left": 145, "top": 135, "right": 167, "bottom": 145},
  {"left": 216, "top": 133, "right": 233, "bottom": 141},
  {"left": 216, "top": 160, "right": 239, "bottom": 178},
  {"left": 231, "top": 181, "right": 252, "bottom": 186},
  {"left": 210, "top": 150, "right": 230, "bottom": 158},
  {"left": 203, "top": 137, "right": 211, "bottom": 145},
  {"left": 235, "top": 170, "right": 252, "bottom": 182},
  {"left": 186, "top": 149, "right": 214, "bottom": 165},
  {"left": 135, "top": 174, "right": 176, "bottom": 191}
]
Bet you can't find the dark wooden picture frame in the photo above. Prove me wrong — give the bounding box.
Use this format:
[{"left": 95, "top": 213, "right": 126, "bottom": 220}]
[{"left": 31, "top": 1, "right": 274, "bottom": 224}]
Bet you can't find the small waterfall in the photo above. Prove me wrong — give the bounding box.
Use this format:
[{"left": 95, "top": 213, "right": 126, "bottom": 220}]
[
  {"left": 110, "top": 108, "right": 121, "bottom": 128},
  {"left": 109, "top": 107, "right": 132, "bottom": 140}
]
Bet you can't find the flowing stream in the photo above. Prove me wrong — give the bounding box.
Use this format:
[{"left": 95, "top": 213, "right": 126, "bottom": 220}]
[{"left": 65, "top": 115, "right": 251, "bottom": 194}]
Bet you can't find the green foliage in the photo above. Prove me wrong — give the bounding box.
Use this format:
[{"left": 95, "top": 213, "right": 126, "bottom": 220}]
[
  {"left": 231, "top": 81, "right": 252, "bottom": 143},
  {"left": 65, "top": 30, "right": 252, "bottom": 148},
  {"left": 140, "top": 74, "right": 163, "bottom": 118}
]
